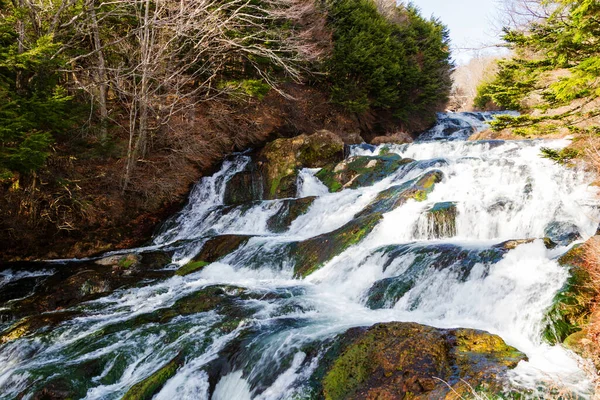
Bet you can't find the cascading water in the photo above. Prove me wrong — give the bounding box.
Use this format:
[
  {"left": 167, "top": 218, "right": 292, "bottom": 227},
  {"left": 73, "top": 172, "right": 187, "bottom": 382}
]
[{"left": 1, "top": 112, "right": 599, "bottom": 399}]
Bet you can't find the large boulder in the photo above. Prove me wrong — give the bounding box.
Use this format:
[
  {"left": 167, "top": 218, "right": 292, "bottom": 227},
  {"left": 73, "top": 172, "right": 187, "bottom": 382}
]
[
  {"left": 223, "top": 167, "right": 264, "bottom": 205},
  {"left": 321, "top": 322, "right": 526, "bottom": 400},
  {"left": 315, "top": 154, "right": 413, "bottom": 192},
  {"left": 258, "top": 130, "right": 344, "bottom": 199}
]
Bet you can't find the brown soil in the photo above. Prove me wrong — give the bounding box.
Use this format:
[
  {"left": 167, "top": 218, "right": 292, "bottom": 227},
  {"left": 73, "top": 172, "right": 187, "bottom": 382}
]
[{"left": 0, "top": 83, "right": 415, "bottom": 262}]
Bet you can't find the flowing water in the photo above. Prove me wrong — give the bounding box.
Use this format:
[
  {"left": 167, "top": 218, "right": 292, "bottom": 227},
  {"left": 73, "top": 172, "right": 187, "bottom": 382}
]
[{"left": 1, "top": 112, "right": 600, "bottom": 399}]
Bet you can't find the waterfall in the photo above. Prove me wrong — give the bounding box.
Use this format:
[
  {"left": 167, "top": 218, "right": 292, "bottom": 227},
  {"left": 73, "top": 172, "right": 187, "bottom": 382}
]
[{"left": 0, "top": 112, "right": 599, "bottom": 399}]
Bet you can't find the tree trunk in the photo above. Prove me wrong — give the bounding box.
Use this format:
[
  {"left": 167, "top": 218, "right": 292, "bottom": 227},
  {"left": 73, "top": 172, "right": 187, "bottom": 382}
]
[{"left": 87, "top": 0, "right": 109, "bottom": 141}]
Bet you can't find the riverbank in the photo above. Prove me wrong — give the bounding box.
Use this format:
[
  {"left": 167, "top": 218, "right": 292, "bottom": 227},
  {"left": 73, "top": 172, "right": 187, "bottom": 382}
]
[{"left": 1, "top": 83, "right": 418, "bottom": 262}]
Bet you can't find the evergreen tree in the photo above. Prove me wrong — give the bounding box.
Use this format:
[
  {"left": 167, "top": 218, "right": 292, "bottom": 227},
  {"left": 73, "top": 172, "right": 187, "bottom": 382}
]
[{"left": 326, "top": 0, "right": 453, "bottom": 126}]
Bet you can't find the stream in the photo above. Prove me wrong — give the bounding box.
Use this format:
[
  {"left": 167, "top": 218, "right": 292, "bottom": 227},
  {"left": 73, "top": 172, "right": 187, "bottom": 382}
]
[{"left": 1, "top": 112, "right": 599, "bottom": 399}]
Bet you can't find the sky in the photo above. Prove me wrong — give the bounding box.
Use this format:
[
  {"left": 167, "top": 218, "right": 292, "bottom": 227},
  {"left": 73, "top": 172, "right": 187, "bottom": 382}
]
[{"left": 414, "top": 0, "right": 508, "bottom": 64}]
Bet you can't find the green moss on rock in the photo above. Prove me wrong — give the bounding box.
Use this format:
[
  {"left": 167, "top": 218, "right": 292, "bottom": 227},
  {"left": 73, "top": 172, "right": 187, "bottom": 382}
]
[
  {"left": 122, "top": 354, "right": 183, "bottom": 400},
  {"left": 542, "top": 244, "right": 595, "bottom": 344},
  {"left": 356, "top": 170, "right": 443, "bottom": 218},
  {"left": 259, "top": 130, "right": 344, "bottom": 199},
  {"left": 291, "top": 213, "right": 382, "bottom": 278},
  {"left": 321, "top": 322, "right": 526, "bottom": 400},
  {"left": 175, "top": 261, "right": 210, "bottom": 276},
  {"left": 315, "top": 154, "right": 414, "bottom": 192}
]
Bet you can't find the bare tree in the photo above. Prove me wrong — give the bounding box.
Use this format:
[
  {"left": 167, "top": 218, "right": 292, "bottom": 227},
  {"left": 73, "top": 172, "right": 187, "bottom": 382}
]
[
  {"left": 493, "top": 0, "right": 555, "bottom": 32},
  {"left": 101, "top": 0, "right": 324, "bottom": 190}
]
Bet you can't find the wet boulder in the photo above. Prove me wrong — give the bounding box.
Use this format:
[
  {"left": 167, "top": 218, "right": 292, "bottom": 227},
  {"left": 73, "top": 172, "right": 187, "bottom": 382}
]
[
  {"left": 2, "top": 251, "right": 174, "bottom": 322},
  {"left": 291, "top": 213, "right": 383, "bottom": 278},
  {"left": 355, "top": 170, "right": 443, "bottom": 218},
  {"left": 259, "top": 130, "right": 344, "bottom": 199},
  {"left": 321, "top": 322, "right": 526, "bottom": 400},
  {"left": 544, "top": 221, "right": 582, "bottom": 247},
  {"left": 266, "top": 197, "right": 316, "bottom": 233},
  {"left": 315, "top": 154, "right": 414, "bottom": 192},
  {"left": 0, "top": 311, "right": 80, "bottom": 344}
]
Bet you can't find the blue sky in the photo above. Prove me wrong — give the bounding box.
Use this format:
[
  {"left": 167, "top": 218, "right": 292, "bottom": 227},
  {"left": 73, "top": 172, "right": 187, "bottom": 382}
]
[{"left": 414, "top": 0, "right": 506, "bottom": 64}]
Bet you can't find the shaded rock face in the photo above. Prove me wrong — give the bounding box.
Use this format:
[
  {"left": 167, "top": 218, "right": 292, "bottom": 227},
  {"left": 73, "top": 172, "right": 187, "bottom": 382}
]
[
  {"left": 316, "top": 154, "right": 414, "bottom": 192},
  {"left": 321, "top": 322, "right": 526, "bottom": 400},
  {"left": 223, "top": 167, "right": 264, "bottom": 206},
  {"left": 190, "top": 235, "right": 252, "bottom": 264},
  {"left": 259, "top": 130, "right": 344, "bottom": 199}
]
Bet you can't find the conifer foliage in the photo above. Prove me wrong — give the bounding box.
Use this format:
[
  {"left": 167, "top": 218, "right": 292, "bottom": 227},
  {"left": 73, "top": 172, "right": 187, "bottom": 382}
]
[
  {"left": 475, "top": 0, "right": 600, "bottom": 115},
  {"left": 326, "top": 0, "right": 453, "bottom": 124}
]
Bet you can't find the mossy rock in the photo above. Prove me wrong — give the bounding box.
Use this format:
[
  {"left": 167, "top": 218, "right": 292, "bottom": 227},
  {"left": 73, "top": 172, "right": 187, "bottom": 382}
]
[
  {"left": 267, "top": 197, "right": 316, "bottom": 233},
  {"left": 175, "top": 261, "right": 210, "bottom": 276},
  {"left": 563, "top": 329, "right": 588, "bottom": 355},
  {"left": 259, "top": 130, "right": 344, "bottom": 199},
  {"left": 425, "top": 201, "right": 457, "bottom": 238},
  {"left": 291, "top": 213, "right": 382, "bottom": 278},
  {"left": 315, "top": 154, "right": 414, "bottom": 192},
  {"left": 355, "top": 170, "right": 443, "bottom": 218},
  {"left": 493, "top": 239, "right": 534, "bottom": 251},
  {"left": 321, "top": 322, "right": 526, "bottom": 400},
  {"left": 122, "top": 353, "right": 183, "bottom": 400},
  {"left": 190, "top": 235, "right": 252, "bottom": 264}
]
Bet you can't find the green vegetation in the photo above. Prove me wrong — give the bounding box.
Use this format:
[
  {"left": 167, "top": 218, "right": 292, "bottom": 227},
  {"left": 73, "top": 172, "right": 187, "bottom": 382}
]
[
  {"left": 474, "top": 0, "right": 600, "bottom": 134},
  {"left": 326, "top": 0, "right": 452, "bottom": 123},
  {"left": 122, "top": 354, "right": 182, "bottom": 400},
  {"left": 0, "top": 23, "right": 81, "bottom": 174}
]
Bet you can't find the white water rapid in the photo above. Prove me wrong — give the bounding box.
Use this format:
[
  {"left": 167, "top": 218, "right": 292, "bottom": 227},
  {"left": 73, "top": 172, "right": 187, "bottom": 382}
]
[{"left": 0, "top": 112, "right": 599, "bottom": 399}]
